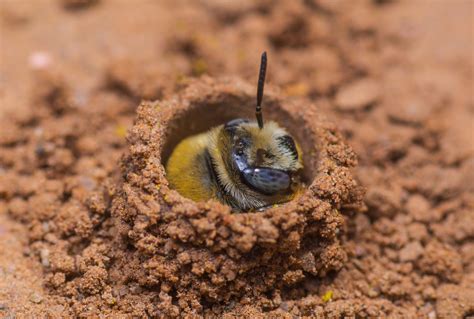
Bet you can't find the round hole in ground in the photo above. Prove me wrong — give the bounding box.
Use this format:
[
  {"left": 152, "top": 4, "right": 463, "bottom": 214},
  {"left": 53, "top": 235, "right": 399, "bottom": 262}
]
[{"left": 161, "top": 92, "right": 318, "bottom": 204}]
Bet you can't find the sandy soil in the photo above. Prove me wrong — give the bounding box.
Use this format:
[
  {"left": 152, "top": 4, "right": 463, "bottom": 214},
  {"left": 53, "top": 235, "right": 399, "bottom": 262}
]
[{"left": 0, "top": 0, "right": 473, "bottom": 317}]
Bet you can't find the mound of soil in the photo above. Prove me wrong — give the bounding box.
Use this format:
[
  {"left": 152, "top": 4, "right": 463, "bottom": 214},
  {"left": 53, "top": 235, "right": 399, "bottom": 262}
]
[
  {"left": 111, "top": 77, "right": 361, "bottom": 315},
  {"left": 0, "top": 0, "right": 472, "bottom": 318}
]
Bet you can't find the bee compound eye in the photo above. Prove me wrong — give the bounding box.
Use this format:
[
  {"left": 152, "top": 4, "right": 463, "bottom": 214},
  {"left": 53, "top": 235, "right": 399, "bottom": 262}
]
[
  {"left": 277, "top": 135, "right": 298, "bottom": 160},
  {"left": 242, "top": 167, "right": 291, "bottom": 195}
]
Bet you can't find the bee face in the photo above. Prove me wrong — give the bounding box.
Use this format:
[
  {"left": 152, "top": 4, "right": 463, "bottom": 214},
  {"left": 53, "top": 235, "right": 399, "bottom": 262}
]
[{"left": 220, "top": 119, "right": 302, "bottom": 197}]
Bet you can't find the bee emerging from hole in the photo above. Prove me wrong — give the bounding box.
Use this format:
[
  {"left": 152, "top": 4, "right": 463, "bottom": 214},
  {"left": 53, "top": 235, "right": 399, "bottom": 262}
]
[{"left": 166, "top": 52, "right": 304, "bottom": 211}]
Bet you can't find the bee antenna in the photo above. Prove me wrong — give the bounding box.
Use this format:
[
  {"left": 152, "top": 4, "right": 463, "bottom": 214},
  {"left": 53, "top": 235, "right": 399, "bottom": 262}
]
[{"left": 256, "top": 51, "right": 267, "bottom": 129}]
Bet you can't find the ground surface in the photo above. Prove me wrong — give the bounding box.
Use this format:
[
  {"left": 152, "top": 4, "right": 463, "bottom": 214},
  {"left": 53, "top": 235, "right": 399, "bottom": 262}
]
[{"left": 0, "top": 0, "right": 473, "bottom": 318}]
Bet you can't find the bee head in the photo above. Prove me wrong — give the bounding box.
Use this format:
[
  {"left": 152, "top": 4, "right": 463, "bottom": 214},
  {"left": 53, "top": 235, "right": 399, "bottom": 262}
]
[
  {"left": 222, "top": 118, "right": 302, "bottom": 195},
  {"left": 215, "top": 52, "right": 303, "bottom": 198}
]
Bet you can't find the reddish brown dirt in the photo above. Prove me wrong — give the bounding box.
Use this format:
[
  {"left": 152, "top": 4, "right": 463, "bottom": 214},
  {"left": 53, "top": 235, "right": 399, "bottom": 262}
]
[
  {"left": 1, "top": 0, "right": 473, "bottom": 318},
  {"left": 109, "top": 77, "right": 362, "bottom": 317}
]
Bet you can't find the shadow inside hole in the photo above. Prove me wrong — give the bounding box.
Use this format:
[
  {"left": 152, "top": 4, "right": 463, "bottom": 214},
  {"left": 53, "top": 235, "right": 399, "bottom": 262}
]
[{"left": 161, "top": 93, "right": 317, "bottom": 186}]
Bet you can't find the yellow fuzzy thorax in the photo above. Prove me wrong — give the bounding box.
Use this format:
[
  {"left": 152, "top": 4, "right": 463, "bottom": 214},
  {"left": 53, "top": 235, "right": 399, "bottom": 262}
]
[{"left": 165, "top": 132, "right": 214, "bottom": 202}]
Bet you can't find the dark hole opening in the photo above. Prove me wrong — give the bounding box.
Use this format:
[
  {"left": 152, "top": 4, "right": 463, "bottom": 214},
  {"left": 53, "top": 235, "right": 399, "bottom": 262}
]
[{"left": 161, "top": 93, "right": 317, "bottom": 190}]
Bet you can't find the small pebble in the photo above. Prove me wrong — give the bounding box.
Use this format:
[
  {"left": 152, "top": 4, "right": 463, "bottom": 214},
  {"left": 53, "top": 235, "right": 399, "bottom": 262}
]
[
  {"left": 406, "top": 194, "right": 431, "bottom": 222},
  {"left": 44, "top": 233, "right": 58, "bottom": 244},
  {"left": 368, "top": 288, "right": 379, "bottom": 298},
  {"left": 355, "top": 245, "right": 366, "bottom": 257},
  {"left": 387, "top": 96, "right": 431, "bottom": 125},
  {"left": 29, "top": 51, "right": 52, "bottom": 70},
  {"left": 335, "top": 78, "right": 379, "bottom": 111},
  {"left": 29, "top": 292, "right": 43, "bottom": 304},
  {"left": 23, "top": 247, "right": 32, "bottom": 257},
  {"left": 40, "top": 249, "right": 50, "bottom": 267},
  {"left": 280, "top": 301, "right": 289, "bottom": 311},
  {"left": 49, "top": 305, "right": 65, "bottom": 314},
  {"left": 41, "top": 222, "right": 50, "bottom": 232},
  {"left": 399, "top": 241, "right": 423, "bottom": 262}
]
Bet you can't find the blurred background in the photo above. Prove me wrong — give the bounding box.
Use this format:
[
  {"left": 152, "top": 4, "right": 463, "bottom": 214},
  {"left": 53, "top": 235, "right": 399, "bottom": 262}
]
[{"left": 0, "top": 0, "right": 473, "bottom": 317}]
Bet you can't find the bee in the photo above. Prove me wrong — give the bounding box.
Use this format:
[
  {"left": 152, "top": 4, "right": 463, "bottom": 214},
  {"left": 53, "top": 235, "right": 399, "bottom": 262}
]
[{"left": 166, "top": 52, "right": 303, "bottom": 211}]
